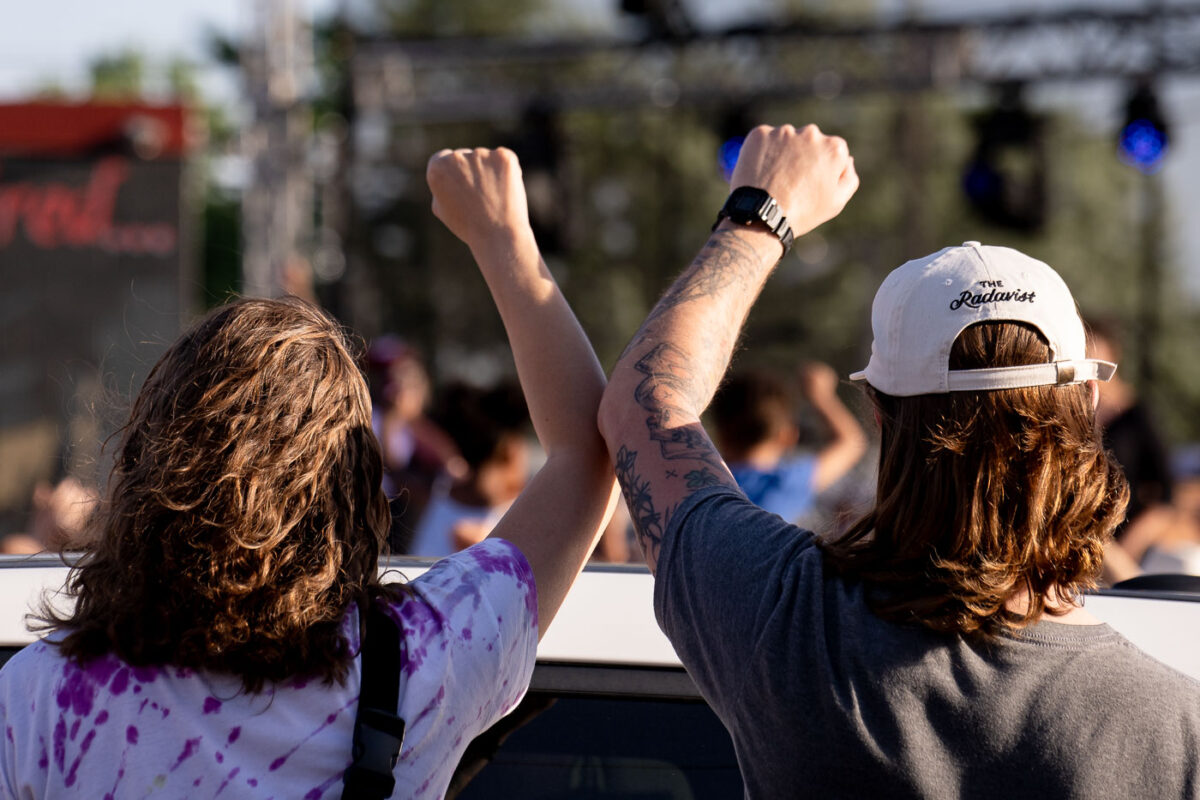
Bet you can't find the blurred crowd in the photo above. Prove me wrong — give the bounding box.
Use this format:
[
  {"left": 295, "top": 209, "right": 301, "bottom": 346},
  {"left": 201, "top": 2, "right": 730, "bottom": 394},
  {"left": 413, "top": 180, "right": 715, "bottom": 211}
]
[{"left": 4, "top": 320, "right": 1200, "bottom": 581}]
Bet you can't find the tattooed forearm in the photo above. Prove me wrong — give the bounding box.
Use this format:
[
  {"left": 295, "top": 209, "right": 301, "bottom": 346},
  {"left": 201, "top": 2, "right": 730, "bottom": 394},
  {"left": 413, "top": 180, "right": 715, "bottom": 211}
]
[
  {"left": 632, "top": 344, "right": 725, "bottom": 467},
  {"left": 614, "top": 445, "right": 672, "bottom": 568},
  {"left": 649, "top": 232, "right": 762, "bottom": 318},
  {"left": 620, "top": 230, "right": 769, "bottom": 359}
]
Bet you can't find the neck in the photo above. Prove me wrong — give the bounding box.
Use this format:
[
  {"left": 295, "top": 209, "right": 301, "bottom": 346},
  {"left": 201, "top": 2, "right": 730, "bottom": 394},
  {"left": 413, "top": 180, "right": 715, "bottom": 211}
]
[{"left": 1004, "top": 587, "right": 1101, "bottom": 626}]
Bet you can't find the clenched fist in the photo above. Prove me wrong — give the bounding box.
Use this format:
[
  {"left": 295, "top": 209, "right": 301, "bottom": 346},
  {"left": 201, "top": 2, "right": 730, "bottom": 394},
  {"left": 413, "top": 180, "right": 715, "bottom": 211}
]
[
  {"left": 729, "top": 124, "right": 859, "bottom": 239},
  {"left": 426, "top": 147, "right": 532, "bottom": 252}
]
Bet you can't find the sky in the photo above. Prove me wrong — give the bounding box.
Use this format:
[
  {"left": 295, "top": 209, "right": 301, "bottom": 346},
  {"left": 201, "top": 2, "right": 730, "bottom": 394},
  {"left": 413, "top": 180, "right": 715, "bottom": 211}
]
[{"left": 1, "top": 0, "right": 1197, "bottom": 295}]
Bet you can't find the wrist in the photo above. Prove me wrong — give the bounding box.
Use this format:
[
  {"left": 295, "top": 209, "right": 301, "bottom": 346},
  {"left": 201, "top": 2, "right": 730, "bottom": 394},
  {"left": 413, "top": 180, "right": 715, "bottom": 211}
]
[
  {"left": 713, "top": 219, "right": 789, "bottom": 262},
  {"left": 713, "top": 186, "right": 795, "bottom": 255},
  {"left": 468, "top": 224, "right": 537, "bottom": 263}
]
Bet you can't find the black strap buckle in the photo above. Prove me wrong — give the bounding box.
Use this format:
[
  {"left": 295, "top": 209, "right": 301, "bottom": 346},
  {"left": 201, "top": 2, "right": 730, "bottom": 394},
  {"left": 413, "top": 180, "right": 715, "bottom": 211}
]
[{"left": 344, "top": 708, "right": 406, "bottom": 798}]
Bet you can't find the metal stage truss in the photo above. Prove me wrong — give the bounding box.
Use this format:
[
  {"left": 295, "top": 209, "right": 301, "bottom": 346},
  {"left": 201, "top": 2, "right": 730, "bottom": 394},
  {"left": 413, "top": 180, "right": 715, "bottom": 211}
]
[{"left": 349, "top": 5, "right": 1200, "bottom": 124}]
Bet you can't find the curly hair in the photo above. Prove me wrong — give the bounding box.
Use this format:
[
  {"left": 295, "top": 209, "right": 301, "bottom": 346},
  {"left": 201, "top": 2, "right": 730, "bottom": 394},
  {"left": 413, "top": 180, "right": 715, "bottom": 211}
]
[
  {"left": 819, "top": 321, "right": 1129, "bottom": 637},
  {"left": 39, "top": 297, "right": 393, "bottom": 692}
]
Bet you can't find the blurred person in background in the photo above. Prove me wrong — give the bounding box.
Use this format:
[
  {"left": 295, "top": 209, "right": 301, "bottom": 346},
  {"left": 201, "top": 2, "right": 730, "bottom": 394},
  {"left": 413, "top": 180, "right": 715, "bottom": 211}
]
[
  {"left": 408, "top": 382, "right": 530, "bottom": 557},
  {"left": 0, "top": 478, "right": 98, "bottom": 555},
  {"left": 367, "top": 336, "right": 466, "bottom": 550},
  {"left": 1089, "top": 319, "right": 1200, "bottom": 578},
  {"left": 0, "top": 146, "right": 618, "bottom": 798},
  {"left": 710, "top": 363, "right": 866, "bottom": 526}
]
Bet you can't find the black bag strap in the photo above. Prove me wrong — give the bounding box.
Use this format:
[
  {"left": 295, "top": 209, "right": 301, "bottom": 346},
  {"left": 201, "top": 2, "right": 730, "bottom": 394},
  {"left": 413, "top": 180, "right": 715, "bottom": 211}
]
[{"left": 341, "top": 602, "right": 406, "bottom": 800}]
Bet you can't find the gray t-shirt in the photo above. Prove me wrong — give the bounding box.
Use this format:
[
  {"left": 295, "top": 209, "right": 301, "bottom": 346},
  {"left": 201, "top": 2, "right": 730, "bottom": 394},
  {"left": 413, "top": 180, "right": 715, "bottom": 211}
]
[{"left": 655, "top": 486, "right": 1200, "bottom": 799}]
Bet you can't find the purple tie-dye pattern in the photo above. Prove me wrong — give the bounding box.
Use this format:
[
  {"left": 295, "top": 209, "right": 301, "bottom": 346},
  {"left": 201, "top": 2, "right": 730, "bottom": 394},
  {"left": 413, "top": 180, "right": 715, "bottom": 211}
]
[
  {"left": 215, "top": 765, "right": 240, "bottom": 795},
  {"left": 395, "top": 568, "right": 492, "bottom": 678},
  {"left": 0, "top": 540, "right": 536, "bottom": 799},
  {"left": 63, "top": 728, "right": 96, "bottom": 786},
  {"left": 104, "top": 755, "right": 129, "bottom": 800},
  {"left": 171, "top": 737, "right": 201, "bottom": 771},
  {"left": 56, "top": 664, "right": 99, "bottom": 718},
  {"left": 267, "top": 694, "right": 356, "bottom": 771},
  {"left": 303, "top": 769, "right": 344, "bottom": 800},
  {"left": 408, "top": 686, "right": 446, "bottom": 730},
  {"left": 52, "top": 717, "right": 66, "bottom": 772},
  {"left": 110, "top": 668, "right": 130, "bottom": 696}
]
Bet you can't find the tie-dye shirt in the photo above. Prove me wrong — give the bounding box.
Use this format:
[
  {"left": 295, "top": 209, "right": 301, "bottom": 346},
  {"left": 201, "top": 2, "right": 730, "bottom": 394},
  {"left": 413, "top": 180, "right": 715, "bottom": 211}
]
[{"left": 0, "top": 538, "right": 538, "bottom": 800}]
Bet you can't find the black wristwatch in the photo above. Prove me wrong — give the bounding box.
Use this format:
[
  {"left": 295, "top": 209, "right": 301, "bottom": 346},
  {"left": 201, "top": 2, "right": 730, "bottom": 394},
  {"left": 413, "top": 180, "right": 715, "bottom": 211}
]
[{"left": 712, "top": 187, "right": 795, "bottom": 254}]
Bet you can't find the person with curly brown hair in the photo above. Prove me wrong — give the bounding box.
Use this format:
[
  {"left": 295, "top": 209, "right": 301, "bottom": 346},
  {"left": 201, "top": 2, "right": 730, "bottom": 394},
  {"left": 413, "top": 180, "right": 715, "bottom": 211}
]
[
  {"left": 597, "top": 124, "right": 1200, "bottom": 798},
  {"left": 0, "top": 147, "right": 617, "bottom": 799}
]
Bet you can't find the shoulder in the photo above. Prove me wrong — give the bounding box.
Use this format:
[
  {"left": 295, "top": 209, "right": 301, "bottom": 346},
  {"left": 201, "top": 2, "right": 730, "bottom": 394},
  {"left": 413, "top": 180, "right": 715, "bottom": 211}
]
[
  {"left": 383, "top": 539, "right": 538, "bottom": 636},
  {"left": 0, "top": 638, "right": 63, "bottom": 687},
  {"left": 657, "top": 485, "right": 821, "bottom": 600},
  {"left": 414, "top": 539, "right": 534, "bottom": 595},
  {"left": 665, "top": 485, "right": 817, "bottom": 551},
  {"left": 381, "top": 541, "right": 538, "bottom": 727}
]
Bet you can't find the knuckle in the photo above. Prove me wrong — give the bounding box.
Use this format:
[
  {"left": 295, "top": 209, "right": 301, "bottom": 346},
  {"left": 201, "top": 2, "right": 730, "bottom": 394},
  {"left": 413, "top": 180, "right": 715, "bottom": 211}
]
[{"left": 495, "top": 147, "right": 519, "bottom": 167}]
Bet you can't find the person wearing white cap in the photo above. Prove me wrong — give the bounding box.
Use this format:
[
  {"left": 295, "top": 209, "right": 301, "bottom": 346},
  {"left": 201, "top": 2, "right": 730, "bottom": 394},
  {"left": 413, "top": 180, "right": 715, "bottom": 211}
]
[{"left": 598, "top": 123, "right": 1200, "bottom": 798}]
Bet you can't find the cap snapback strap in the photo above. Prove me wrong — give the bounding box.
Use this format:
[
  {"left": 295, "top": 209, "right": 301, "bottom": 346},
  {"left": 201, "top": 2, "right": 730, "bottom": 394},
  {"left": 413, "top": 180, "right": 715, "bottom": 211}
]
[{"left": 946, "top": 359, "right": 1116, "bottom": 392}]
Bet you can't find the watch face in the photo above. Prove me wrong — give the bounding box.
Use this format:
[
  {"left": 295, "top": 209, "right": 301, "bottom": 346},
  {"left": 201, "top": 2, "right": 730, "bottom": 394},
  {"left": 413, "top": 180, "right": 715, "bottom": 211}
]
[{"left": 732, "top": 192, "right": 765, "bottom": 212}]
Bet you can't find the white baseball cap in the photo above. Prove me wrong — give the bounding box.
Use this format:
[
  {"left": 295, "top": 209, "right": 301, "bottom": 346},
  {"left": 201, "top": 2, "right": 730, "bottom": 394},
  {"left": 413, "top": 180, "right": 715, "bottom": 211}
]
[{"left": 849, "top": 242, "right": 1116, "bottom": 397}]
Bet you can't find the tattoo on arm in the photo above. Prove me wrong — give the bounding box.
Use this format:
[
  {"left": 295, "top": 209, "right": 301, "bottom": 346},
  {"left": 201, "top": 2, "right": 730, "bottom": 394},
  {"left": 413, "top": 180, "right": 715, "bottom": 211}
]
[
  {"left": 684, "top": 468, "right": 722, "bottom": 489},
  {"left": 611, "top": 229, "right": 768, "bottom": 569},
  {"left": 620, "top": 231, "right": 763, "bottom": 359},
  {"left": 633, "top": 344, "right": 723, "bottom": 468},
  {"left": 614, "top": 445, "right": 671, "bottom": 567}
]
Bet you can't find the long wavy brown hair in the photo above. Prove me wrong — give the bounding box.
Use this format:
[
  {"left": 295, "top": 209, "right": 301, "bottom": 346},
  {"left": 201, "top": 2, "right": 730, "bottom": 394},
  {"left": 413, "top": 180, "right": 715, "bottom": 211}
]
[
  {"left": 40, "top": 297, "right": 392, "bottom": 692},
  {"left": 820, "top": 321, "right": 1129, "bottom": 637}
]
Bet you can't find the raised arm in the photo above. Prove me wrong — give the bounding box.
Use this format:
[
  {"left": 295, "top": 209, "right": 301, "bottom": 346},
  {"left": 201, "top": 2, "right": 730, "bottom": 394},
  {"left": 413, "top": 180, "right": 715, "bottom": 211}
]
[
  {"left": 427, "top": 147, "right": 618, "bottom": 636},
  {"left": 798, "top": 362, "right": 867, "bottom": 493},
  {"left": 597, "top": 125, "right": 858, "bottom": 573}
]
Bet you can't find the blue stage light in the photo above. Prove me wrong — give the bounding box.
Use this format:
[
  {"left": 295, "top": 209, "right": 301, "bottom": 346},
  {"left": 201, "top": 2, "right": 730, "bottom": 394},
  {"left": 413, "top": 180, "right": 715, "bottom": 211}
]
[
  {"left": 1118, "top": 83, "right": 1170, "bottom": 174},
  {"left": 1118, "top": 119, "right": 1168, "bottom": 173},
  {"left": 718, "top": 136, "right": 744, "bottom": 181}
]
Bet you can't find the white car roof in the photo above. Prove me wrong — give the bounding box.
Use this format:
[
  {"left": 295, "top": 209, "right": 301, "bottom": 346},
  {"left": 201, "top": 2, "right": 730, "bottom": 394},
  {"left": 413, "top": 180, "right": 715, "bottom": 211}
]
[{"left": 1, "top": 555, "right": 1198, "bottom": 680}]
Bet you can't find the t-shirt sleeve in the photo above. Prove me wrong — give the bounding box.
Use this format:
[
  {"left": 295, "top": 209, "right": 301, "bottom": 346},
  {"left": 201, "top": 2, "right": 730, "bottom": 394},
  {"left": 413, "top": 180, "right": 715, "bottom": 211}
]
[
  {"left": 653, "top": 485, "right": 820, "bottom": 719},
  {"left": 392, "top": 539, "right": 539, "bottom": 728}
]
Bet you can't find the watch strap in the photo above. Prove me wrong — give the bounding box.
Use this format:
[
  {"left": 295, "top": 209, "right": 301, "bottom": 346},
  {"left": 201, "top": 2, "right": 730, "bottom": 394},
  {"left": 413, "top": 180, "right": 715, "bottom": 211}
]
[{"left": 713, "top": 188, "right": 795, "bottom": 254}]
